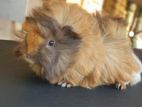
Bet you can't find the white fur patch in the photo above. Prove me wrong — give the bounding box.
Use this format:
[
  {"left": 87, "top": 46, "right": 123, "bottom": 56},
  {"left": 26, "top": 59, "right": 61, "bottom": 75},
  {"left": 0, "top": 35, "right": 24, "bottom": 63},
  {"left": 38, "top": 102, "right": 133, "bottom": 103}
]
[
  {"left": 130, "top": 72, "right": 141, "bottom": 85},
  {"left": 133, "top": 53, "right": 142, "bottom": 73},
  {"left": 131, "top": 53, "right": 142, "bottom": 85}
]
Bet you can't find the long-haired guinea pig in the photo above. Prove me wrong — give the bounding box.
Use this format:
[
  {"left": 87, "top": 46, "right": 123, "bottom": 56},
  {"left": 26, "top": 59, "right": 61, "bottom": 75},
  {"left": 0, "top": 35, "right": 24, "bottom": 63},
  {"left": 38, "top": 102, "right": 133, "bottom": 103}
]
[{"left": 15, "top": 0, "right": 142, "bottom": 90}]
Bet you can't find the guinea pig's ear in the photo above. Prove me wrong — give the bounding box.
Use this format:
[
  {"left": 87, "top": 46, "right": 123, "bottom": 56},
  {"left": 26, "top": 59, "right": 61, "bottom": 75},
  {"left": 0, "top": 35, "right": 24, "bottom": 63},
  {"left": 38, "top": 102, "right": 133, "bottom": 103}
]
[
  {"left": 59, "top": 26, "right": 81, "bottom": 46},
  {"left": 32, "top": 9, "right": 62, "bottom": 38},
  {"left": 62, "top": 26, "right": 80, "bottom": 40}
]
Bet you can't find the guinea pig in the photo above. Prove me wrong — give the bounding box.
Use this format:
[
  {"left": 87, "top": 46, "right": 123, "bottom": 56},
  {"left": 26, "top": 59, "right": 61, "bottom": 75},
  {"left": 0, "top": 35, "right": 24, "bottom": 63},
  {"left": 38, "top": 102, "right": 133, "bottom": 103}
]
[{"left": 15, "top": 0, "right": 142, "bottom": 90}]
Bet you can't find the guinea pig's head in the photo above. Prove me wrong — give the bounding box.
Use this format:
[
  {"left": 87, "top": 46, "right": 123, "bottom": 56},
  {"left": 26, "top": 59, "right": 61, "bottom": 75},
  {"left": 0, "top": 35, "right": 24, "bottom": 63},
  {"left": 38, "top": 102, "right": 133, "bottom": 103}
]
[
  {"left": 15, "top": 16, "right": 45, "bottom": 65},
  {"left": 15, "top": 9, "right": 81, "bottom": 82}
]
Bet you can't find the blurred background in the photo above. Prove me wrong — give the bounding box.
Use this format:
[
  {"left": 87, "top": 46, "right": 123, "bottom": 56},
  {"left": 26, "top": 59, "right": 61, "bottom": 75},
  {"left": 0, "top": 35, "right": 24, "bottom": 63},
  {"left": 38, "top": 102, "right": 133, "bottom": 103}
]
[{"left": 0, "top": 0, "right": 142, "bottom": 49}]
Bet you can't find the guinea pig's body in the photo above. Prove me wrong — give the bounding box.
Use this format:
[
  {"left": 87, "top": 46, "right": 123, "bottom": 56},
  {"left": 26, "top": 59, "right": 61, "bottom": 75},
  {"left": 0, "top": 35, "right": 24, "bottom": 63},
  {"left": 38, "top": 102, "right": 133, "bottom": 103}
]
[{"left": 16, "top": 0, "right": 142, "bottom": 89}]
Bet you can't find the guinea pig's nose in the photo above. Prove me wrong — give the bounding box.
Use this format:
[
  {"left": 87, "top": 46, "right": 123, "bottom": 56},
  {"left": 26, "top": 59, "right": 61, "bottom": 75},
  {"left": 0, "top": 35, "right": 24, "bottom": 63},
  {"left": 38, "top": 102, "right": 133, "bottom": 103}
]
[
  {"left": 15, "top": 49, "right": 23, "bottom": 57},
  {"left": 15, "top": 47, "right": 24, "bottom": 57}
]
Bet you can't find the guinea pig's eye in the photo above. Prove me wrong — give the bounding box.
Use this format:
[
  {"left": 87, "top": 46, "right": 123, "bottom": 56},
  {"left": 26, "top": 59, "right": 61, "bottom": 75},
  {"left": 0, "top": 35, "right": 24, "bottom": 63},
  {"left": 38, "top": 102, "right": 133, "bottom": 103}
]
[{"left": 48, "top": 40, "right": 55, "bottom": 46}]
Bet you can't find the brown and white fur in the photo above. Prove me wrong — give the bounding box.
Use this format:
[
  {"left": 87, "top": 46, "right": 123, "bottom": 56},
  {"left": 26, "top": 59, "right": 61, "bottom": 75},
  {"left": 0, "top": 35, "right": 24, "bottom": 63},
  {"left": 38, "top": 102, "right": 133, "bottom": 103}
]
[{"left": 16, "top": 0, "right": 142, "bottom": 90}]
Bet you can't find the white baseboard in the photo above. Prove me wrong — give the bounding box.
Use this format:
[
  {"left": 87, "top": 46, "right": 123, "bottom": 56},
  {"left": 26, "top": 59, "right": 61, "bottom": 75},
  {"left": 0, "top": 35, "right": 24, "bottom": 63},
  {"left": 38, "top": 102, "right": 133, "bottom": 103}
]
[{"left": 0, "top": 20, "right": 21, "bottom": 41}]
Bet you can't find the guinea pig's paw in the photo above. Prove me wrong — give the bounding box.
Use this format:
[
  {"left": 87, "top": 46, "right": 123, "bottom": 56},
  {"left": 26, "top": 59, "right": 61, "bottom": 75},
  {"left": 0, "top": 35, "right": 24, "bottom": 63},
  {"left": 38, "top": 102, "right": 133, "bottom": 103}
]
[
  {"left": 116, "top": 81, "right": 130, "bottom": 90},
  {"left": 57, "top": 80, "right": 72, "bottom": 88}
]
